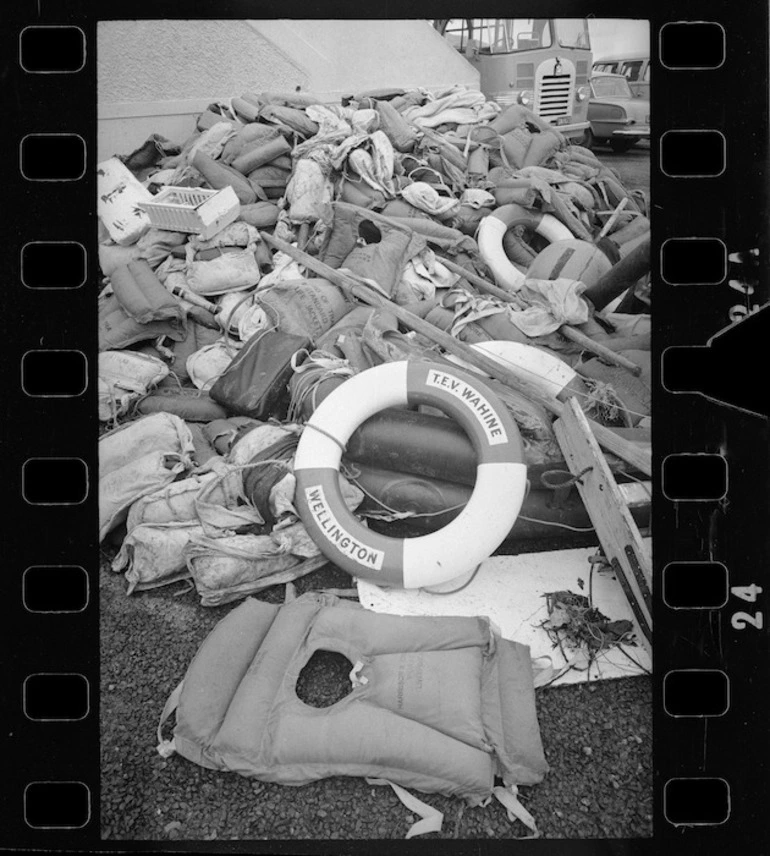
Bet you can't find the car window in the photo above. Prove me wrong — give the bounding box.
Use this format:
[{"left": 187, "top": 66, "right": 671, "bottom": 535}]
[
  {"left": 621, "top": 60, "right": 644, "bottom": 81},
  {"left": 595, "top": 61, "right": 621, "bottom": 74},
  {"left": 591, "top": 76, "right": 633, "bottom": 98},
  {"left": 643, "top": 63, "right": 651, "bottom": 81}
]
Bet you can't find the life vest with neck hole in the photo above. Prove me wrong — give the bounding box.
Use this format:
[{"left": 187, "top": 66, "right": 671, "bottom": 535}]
[{"left": 157, "top": 593, "right": 549, "bottom": 802}]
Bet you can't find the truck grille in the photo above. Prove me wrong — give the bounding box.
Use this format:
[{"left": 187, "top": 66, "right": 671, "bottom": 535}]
[{"left": 536, "top": 72, "right": 572, "bottom": 119}]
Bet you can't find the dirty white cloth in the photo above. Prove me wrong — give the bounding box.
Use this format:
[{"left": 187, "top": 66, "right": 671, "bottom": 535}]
[
  {"left": 350, "top": 133, "right": 396, "bottom": 196},
  {"left": 186, "top": 340, "right": 239, "bottom": 390},
  {"left": 402, "top": 88, "right": 490, "bottom": 128},
  {"left": 187, "top": 121, "right": 237, "bottom": 163},
  {"left": 305, "top": 103, "right": 355, "bottom": 138},
  {"left": 147, "top": 167, "right": 176, "bottom": 186},
  {"left": 126, "top": 469, "right": 221, "bottom": 530},
  {"left": 516, "top": 165, "right": 573, "bottom": 185},
  {"left": 236, "top": 304, "right": 271, "bottom": 342},
  {"left": 351, "top": 108, "right": 379, "bottom": 134},
  {"left": 399, "top": 248, "right": 459, "bottom": 301},
  {"left": 256, "top": 251, "right": 306, "bottom": 289},
  {"left": 444, "top": 288, "right": 508, "bottom": 338},
  {"left": 184, "top": 246, "right": 261, "bottom": 296},
  {"left": 100, "top": 412, "right": 194, "bottom": 478},
  {"left": 153, "top": 254, "right": 187, "bottom": 284},
  {"left": 332, "top": 131, "right": 396, "bottom": 197},
  {"left": 98, "top": 350, "right": 169, "bottom": 422},
  {"left": 460, "top": 188, "right": 497, "bottom": 209},
  {"left": 194, "top": 461, "right": 265, "bottom": 537},
  {"left": 228, "top": 423, "right": 301, "bottom": 466},
  {"left": 169, "top": 122, "right": 237, "bottom": 186},
  {"left": 506, "top": 278, "right": 590, "bottom": 337},
  {"left": 216, "top": 291, "right": 255, "bottom": 336},
  {"left": 189, "top": 222, "right": 260, "bottom": 252},
  {"left": 184, "top": 529, "right": 325, "bottom": 607},
  {"left": 400, "top": 182, "right": 460, "bottom": 218},
  {"left": 286, "top": 158, "right": 333, "bottom": 224},
  {"left": 100, "top": 451, "right": 191, "bottom": 542},
  {"left": 113, "top": 520, "right": 202, "bottom": 594}
]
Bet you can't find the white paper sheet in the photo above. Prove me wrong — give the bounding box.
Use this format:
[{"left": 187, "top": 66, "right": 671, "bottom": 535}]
[{"left": 356, "top": 543, "right": 652, "bottom": 686}]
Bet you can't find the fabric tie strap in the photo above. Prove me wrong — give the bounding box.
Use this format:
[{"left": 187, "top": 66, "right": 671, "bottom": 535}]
[
  {"left": 365, "top": 778, "right": 443, "bottom": 838},
  {"left": 156, "top": 678, "right": 184, "bottom": 758},
  {"left": 492, "top": 784, "right": 540, "bottom": 837}
]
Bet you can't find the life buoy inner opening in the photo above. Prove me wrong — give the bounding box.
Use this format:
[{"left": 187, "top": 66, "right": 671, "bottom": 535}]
[{"left": 342, "top": 405, "right": 480, "bottom": 539}]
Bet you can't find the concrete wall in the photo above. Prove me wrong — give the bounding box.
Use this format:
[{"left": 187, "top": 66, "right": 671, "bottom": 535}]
[
  {"left": 97, "top": 20, "right": 307, "bottom": 161},
  {"left": 252, "top": 20, "right": 478, "bottom": 98},
  {"left": 97, "top": 20, "right": 479, "bottom": 162}
]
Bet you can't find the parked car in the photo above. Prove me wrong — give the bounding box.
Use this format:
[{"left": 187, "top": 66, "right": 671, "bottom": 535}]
[
  {"left": 584, "top": 73, "right": 649, "bottom": 152},
  {"left": 592, "top": 52, "right": 650, "bottom": 99}
]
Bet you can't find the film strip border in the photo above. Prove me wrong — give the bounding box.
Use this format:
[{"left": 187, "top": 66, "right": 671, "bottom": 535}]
[
  {"left": 2, "top": 8, "right": 769, "bottom": 851},
  {"left": 4, "top": 18, "right": 97, "bottom": 841},
  {"left": 654, "top": 14, "right": 769, "bottom": 847}
]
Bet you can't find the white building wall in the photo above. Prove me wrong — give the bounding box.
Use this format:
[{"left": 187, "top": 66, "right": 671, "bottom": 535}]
[{"left": 97, "top": 19, "right": 479, "bottom": 161}]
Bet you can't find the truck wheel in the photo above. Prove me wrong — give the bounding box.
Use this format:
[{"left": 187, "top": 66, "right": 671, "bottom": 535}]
[
  {"left": 581, "top": 128, "right": 596, "bottom": 150},
  {"left": 610, "top": 138, "right": 637, "bottom": 153}
]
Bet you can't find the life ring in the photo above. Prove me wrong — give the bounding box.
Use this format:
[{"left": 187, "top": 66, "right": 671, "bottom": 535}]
[
  {"left": 294, "top": 360, "right": 527, "bottom": 589},
  {"left": 478, "top": 203, "right": 574, "bottom": 292}
]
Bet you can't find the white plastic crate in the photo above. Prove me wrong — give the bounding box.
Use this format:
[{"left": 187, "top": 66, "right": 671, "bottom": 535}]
[{"left": 137, "top": 185, "right": 241, "bottom": 240}]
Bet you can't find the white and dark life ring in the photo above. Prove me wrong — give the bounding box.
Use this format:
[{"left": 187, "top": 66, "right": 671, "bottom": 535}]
[
  {"left": 478, "top": 203, "right": 574, "bottom": 291},
  {"left": 294, "top": 360, "right": 527, "bottom": 589}
]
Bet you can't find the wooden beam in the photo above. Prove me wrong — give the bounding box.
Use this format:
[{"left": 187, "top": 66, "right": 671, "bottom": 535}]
[
  {"left": 438, "top": 258, "right": 642, "bottom": 376},
  {"left": 260, "top": 232, "right": 652, "bottom": 477},
  {"left": 322, "top": 203, "right": 643, "bottom": 376},
  {"left": 553, "top": 398, "right": 652, "bottom": 655},
  {"left": 557, "top": 326, "right": 642, "bottom": 376}
]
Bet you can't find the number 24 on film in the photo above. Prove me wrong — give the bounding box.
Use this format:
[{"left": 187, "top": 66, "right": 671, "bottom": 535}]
[{"left": 730, "top": 584, "right": 763, "bottom": 630}]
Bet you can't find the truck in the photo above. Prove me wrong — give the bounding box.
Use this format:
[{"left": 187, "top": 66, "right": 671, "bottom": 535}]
[{"left": 433, "top": 18, "right": 593, "bottom": 141}]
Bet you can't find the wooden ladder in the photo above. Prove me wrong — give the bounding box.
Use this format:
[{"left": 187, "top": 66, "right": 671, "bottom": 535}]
[{"left": 554, "top": 397, "right": 652, "bottom": 657}]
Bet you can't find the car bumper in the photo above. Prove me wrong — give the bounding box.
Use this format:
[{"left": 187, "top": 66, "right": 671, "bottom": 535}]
[
  {"left": 547, "top": 120, "right": 590, "bottom": 135},
  {"left": 612, "top": 126, "right": 650, "bottom": 138}
]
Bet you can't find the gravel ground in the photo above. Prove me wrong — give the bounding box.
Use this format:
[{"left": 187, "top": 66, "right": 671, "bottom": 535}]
[
  {"left": 100, "top": 546, "right": 652, "bottom": 841},
  {"left": 600, "top": 143, "right": 651, "bottom": 201}
]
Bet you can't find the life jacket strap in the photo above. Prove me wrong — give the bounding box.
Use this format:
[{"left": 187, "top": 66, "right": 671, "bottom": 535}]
[
  {"left": 156, "top": 678, "right": 184, "bottom": 758},
  {"left": 366, "top": 778, "right": 444, "bottom": 838},
  {"left": 492, "top": 784, "right": 539, "bottom": 837}
]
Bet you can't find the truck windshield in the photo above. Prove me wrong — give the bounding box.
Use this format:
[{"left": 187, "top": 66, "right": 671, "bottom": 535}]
[
  {"left": 439, "top": 19, "right": 554, "bottom": 53},
  {"left": 554, "top": 19, "right": 591, "bottom": 49},
  {"left": 591, "top": 76, "right": 633, "bottom": 98}
]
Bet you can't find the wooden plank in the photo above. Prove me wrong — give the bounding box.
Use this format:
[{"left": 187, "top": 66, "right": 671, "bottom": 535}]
[
  {"left": 553, "top": 397, "right": 652, "bottom": 655},
  {"left": 261, "top": 232, "right": 652, "bottom": 477},
  {"left": 618, "top": 482, "right": 651, "bottom": 508},
  {"left": 328, "top": 203, "right": 644, "bottom": 376},
  {"left": 556, "top": 326, "right": 642, "bottom": 376}
]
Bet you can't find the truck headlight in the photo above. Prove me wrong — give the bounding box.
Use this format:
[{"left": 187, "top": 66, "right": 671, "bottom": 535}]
[
  {"left": 576, "top": 86, "right": 589, "bottom": 102},
  {"left": 517, "top": 90, "right": 533, "bottom": 106}
]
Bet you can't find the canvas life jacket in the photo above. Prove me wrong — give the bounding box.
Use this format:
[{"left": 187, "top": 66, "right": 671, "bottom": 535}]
[{"left": 157, "top": 592, "right": 549, "bottom": 837}]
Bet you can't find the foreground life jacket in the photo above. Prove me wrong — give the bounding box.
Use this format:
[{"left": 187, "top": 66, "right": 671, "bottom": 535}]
[{"left": 157, "top": 592, "right": 548, "bottom": 808}]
